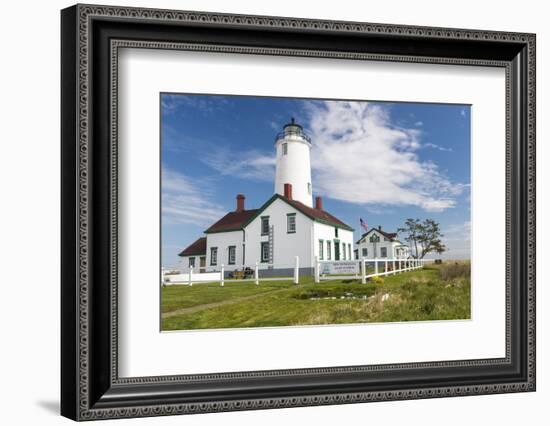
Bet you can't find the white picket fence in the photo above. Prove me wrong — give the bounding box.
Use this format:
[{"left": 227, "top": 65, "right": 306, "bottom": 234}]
[
  {"left": 162, "top": 258, "right": 301, "bottom": 287},
  {"left": 315, "top": 257, "right": 431, "bottom": 284},
  {"left": 162, "top": 257, "right": 431, "bottom": 287}
]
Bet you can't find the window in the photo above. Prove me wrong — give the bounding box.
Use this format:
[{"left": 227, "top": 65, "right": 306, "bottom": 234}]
[
  {"left": 381, "top": 247, "right": 387, "bottom": 258},
  {"left": 261, "top": 216, "right": 270, "bottom": 235},
  {"left": 307, "top": 182, "right": 311, "bottom": 194},
  {"left": 188, "top": 257, "right": 195, "bottom": 268},
  {"left": 326, "top": 241, "right": 332, "bottom": 260},
  {"left": 210, "top": 247, "right": 218, "bottom": 266},
  {"left": 287, "top": 213, "right": 296, "bottom": 233},
  {"left": 261, "top": 242, "right": 270, "bottom": 263},
  {"left": 228, "top": 246, "right": 236, "bottom": 265},
  {"left": 370, "top": 234, "right": 380, "bottom": 243},
  {"left": 334, "top": 241, "right": 340, "bottom": 260},
  {"left": 282, "top": 143, "right": 288, "bottom": 155},
  {"left": 319, "top": 240, "right": 324, "bottom": 260},
  {"left": 348, "top": 244, "right": 352, "bottom": 260},
  {"left": 362, "top": 248, "right": 368, "bottom": 257},
  {"left": 335, "top": 227, "right": 339, "bottom": 238}
]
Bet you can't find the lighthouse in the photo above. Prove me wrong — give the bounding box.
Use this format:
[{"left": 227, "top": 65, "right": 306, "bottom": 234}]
[
  {"left": 274, "top": 118, "right": 313, "bottom": 207},
  {"left": 179, "top": 117, "right": 356, "bottom": 277}
]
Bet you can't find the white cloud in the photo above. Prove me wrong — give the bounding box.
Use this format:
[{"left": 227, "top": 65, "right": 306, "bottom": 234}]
[
  {"left": 414, "top": 121, "right": 423, "bottom": 127},
  {"left": 162, "top": 167, "right": 225, "bottom": 227},
  {"left": 269, "top": 120, "right": 280, "bottom": 131},
  {"left": 424, "top": 143, "right": 453, "bottom": 152},
  {"left": 304, "top": 101, "right": 465, "bottom": 212},
  {"left": 201, "top": 147, "right": 276, "bottom": 182},
  {"left": 161, "top": 94, "right": 229, "bottom": 115}
]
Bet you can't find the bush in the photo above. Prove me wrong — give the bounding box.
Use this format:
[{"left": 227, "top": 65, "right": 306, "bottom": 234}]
[
  {"left": 369, "top": 276, "right": 385, "bottom": 285},
  {"left": 438, "top": 262, "right": 470, "bottom": 281}
]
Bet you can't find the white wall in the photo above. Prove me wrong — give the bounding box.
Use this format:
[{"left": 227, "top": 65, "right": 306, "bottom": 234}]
[
  {"left": 0, "top": 1, "right": 547, "bottom": 426},
  {"left": 245, "top": 197, "right": 313, "bottom": 268},
  {"left": 205, "top": 230, "right": 243, "bottom": 271},
  {"left": 178, "top": 254, "right": 204, "bottom": 270},
  {"left": 356, "top": 230, "right": 410, "bottom": 259},
  {"left": 313, "top": 222, "right": 354, "bottom": 262}
]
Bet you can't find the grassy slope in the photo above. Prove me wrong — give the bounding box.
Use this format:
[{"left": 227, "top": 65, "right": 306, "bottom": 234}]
[
  {"left": 161, "top": 282, "right": 286, "bottom": 313},
  {"left": 161, "top": 266, "right": 470, "bottom": 330}
]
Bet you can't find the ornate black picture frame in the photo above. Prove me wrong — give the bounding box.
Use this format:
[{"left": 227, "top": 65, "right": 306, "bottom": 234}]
[{"left": 61, "top": 4, "right": 536, "bottom": 421}]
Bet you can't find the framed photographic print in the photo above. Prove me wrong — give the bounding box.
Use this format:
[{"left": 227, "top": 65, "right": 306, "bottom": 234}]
[{"left": 61, "top": 4, "right": 536, "bottom": 421}]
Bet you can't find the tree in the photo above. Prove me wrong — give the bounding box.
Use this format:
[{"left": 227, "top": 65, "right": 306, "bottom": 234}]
[{"left": 397, "top": 218, "right": 446, "bottom": 259}]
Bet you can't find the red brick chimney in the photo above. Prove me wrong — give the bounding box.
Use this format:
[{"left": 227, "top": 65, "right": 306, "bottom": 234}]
[
  {"left": 236, "top": 194, "right": 245, "bottom": 212},
  {"left": 283, "top": 183, "right": 293, "bottom": 200},
  {"left": 315, "top": 196, "right": 323, "bottom": 210}
]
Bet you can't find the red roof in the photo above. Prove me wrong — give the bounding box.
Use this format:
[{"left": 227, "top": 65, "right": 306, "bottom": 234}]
[
  {"left": 284, "top": 198, "right": 353, "bottom": 231},
  {"left": 356, "top": 228, "right": 398, "bottom": 244},
  {"left": 378, "top": 229, "right": 398, "bottom": 240},
  {"left": 178, "top": 237, "right": 207, "bottom": 257},
  {"left": 204, "top": 209, "right": 260, "bottom": 233},
  {"left": 204, "top": 195, "right": 353, "bottom": 233}
]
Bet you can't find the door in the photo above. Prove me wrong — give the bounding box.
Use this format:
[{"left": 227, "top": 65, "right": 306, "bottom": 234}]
[
  {"left": 199, "top": 256, "right": 206, "bottom": 273},
  {"left": 334, "top": 241, "right": 340, "bottom": 260}
]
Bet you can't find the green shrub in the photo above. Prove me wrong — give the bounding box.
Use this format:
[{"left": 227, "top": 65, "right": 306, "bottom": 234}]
[{"left": 369, "top": 276, "right": 385, "bottom": 285}]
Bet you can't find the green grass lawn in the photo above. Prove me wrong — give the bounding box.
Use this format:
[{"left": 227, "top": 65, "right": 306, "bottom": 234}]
[
  {"left": 161, "top": 281, "right": 287, "bottom": 313},
  {"left": 161, "top": 265, "right": 470, "bottom": 331}
]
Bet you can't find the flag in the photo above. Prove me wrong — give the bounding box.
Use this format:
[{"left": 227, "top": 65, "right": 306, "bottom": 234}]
[{"left": 360, "top": 218, "right": 368, "bottom": 232}]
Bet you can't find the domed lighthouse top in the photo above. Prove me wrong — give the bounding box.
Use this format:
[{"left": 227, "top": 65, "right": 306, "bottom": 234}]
[{"left": 274, "top": 118, "right": 313, "bottom": 207}]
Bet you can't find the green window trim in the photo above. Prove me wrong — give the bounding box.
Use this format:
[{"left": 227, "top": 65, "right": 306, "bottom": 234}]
[
  {"left": 287, "top": 213, "right": 296, "bottom": 233},
  {"left": 261, "top": 216, "right": 270, "bottom": 236},
  {"left": 210, "top": 247, "right": 218, "bottom": 266},
  {"left": 228, "top": 245, "right": 236, "bottom": 265},
  {"left": 334, "top": 240, "right": 341, "bottom": 261},
  {"left": 318, "top": 239, "right": 324, "bottom": 260},
  {"left": 260, "top": 242, "right": 270, "bottom": 263}
]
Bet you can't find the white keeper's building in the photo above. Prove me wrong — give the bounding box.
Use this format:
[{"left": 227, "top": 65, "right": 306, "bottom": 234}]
[
  {"left": 354, "top": 227, "right": 410, "bottom": 260},
  {"left": 178, "top": 118, "right": 355, "bottom": 276}
]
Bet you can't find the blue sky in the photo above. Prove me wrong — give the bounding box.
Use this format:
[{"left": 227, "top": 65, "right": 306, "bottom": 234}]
[{"left": 161, "top": 93, "right": 471, "bottom": 267}]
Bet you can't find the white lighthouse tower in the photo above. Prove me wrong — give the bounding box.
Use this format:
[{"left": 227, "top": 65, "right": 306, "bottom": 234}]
[{"left": 274, "top": 118, "right": 313, "bottom": 207}]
